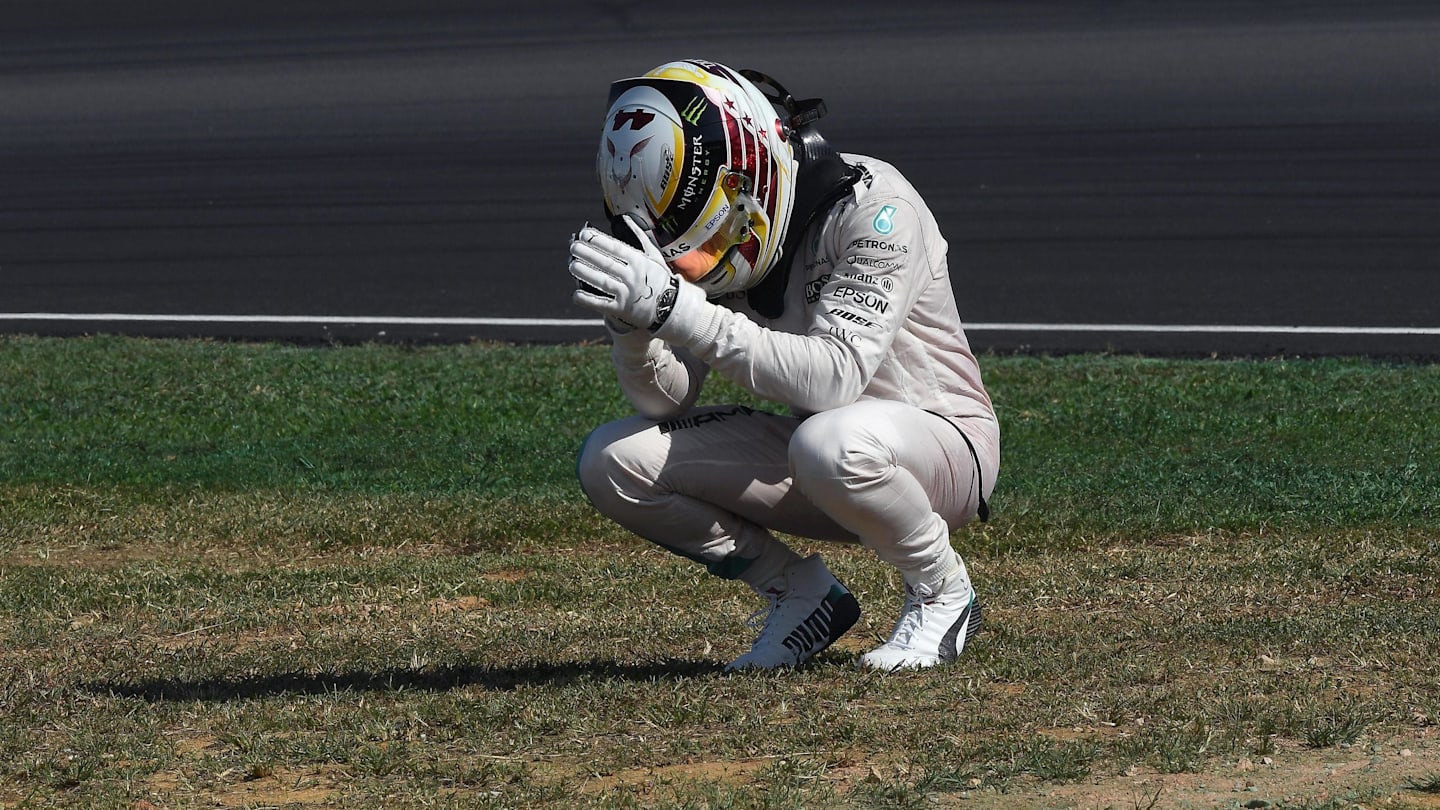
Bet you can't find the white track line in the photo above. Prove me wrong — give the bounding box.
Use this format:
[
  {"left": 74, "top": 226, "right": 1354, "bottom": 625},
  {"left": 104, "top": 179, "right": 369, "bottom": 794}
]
[
  {"left": 0, "top": 313, "right": 1436, "bottom": 336},
  {"left": 0, "top": 313, "right": 602, "bottom": 327},
  {"left": 966, "top": 323, "right": 1440, "bottom": 336}
]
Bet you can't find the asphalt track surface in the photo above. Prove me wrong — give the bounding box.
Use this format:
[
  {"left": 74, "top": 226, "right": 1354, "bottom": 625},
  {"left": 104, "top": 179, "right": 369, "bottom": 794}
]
[{"left": 2, "top": 1, "right": 1438, "bottom": 358}]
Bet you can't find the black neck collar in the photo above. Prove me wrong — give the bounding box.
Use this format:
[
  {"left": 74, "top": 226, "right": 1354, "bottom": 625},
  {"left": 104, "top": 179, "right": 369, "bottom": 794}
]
[{"left": 745, "top": 131, "right": 860, "bottom": 319}]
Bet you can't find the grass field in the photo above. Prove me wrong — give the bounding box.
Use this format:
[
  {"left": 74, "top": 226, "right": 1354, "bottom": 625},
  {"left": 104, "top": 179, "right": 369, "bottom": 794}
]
[{"left": 1, "top": 335, "right": 1438, "bottom": 809}]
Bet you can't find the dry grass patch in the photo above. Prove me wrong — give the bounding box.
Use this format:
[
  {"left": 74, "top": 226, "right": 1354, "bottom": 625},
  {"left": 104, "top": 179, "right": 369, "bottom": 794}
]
[{"left": 2, "top": 526, "right": 1437, "bottom": 808}]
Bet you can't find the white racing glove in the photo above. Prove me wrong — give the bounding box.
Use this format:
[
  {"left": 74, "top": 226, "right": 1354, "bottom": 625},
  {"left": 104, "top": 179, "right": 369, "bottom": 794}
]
[{"left": 569, "top": 216, "right": 682, "bottom": 333}]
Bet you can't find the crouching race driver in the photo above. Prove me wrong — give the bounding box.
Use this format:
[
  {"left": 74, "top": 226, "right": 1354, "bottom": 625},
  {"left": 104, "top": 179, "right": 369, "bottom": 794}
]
[{"left": 569, "top": 59, "right": 999, "bottom": 672}]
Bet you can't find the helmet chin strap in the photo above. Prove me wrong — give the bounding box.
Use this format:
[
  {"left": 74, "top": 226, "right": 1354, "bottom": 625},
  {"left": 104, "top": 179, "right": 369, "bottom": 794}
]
[{"left": 739, "top": 69, "right": 862, "bottom": 319}]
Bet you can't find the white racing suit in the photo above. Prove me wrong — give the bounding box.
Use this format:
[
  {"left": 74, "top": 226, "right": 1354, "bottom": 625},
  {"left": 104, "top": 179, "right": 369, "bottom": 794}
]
[{"left": 577, "top": 154, "right": 999, "bottom": 595}]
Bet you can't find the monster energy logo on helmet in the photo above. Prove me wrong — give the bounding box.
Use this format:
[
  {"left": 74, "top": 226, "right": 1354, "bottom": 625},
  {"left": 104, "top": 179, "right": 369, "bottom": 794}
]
[{"left": 680, "top": 96, "right": 708, "bottom": 125}]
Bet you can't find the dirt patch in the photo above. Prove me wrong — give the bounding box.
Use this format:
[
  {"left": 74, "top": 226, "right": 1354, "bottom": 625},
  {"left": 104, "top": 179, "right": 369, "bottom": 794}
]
[
  {"left": 0, "top": 544, "right": 171, "bottom": 569},
  {"left": 145, "top": 736, "right": 345, "bottom": 810},
  {"left": 210, "top": 766, "right": 341, "bottom": 808},
  {"left": 144, "top": 766, "right": 340, "bottom": 808},
  {"left": 949, "top": 732, "right": 1440, "bottom": 810},
  {"left": 479, "top": 569, "right": 528, "bottom": 583},
  {"left": 429, "top": 594, "right": 492, "bottom": 613},
  {"left": 531, "top": 732, "right": 1440, "bottom": 808},
  {"left": 171, "top": 734, "right": 228, "bottom": 758},
  {"left": 575, "top": 757, "right": 772, "bottom": 795}
]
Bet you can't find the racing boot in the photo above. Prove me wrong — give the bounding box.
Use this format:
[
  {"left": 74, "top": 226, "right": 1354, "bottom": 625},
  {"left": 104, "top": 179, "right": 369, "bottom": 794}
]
[{"left": 725, "top": 554, "right": 860, "bottom": 672}]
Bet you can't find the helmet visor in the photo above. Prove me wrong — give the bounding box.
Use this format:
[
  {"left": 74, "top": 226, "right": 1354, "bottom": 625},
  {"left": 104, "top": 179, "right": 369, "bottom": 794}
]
[{"left": 601, "top": 76, "right": 719, "bottom": 249}]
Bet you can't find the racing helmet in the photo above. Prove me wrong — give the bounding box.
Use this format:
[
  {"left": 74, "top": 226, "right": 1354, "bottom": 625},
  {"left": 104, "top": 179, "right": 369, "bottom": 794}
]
[{"left": 597, "top": 59, "right": 798, "bottom": 297}]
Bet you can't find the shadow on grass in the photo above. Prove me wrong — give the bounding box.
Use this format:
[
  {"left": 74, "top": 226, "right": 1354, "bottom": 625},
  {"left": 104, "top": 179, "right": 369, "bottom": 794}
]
[{"left": 84, "top": 658, "right": 724, "bottom": 702}]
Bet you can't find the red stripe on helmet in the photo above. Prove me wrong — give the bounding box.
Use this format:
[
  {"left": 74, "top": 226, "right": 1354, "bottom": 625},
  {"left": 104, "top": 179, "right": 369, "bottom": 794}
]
[
  {"left": 720, "top": 98, "right": 748, "bottom": 178},
  {"left": 738, "top": 233, "right": 761, "bottom": 267},
  {"left": 754, "top": 138, "right": 772, "bottom": 208}
]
